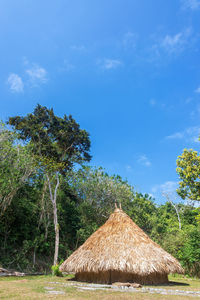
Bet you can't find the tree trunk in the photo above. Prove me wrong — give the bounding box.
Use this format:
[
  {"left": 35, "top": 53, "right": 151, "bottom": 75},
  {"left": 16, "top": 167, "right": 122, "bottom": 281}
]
[
  {"left": 33, "top": 247, "right": 36, "bottom": 267},
  {"left": 47, "top": 173, "right": 60, "bottom": 265},
  {"left": 163, "top": 192, "right": 182, "bottom": 230},
  {"left": 170, "top": 201, "right": 181, "bottom": 230},
  {"left": 54, "top": 223, "right": 59, "bottom": 266}
]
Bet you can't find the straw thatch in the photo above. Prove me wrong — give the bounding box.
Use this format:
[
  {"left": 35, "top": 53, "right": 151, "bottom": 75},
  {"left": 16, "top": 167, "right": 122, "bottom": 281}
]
[{"left": 60, "top": 208, "right": 184, "bottom": 284}]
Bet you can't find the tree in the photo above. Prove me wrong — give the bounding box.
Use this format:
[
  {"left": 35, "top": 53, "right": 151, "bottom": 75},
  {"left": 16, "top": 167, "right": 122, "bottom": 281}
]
[
  {"left": 0, "top": 123, "right": 35, "bottom": 215},
  {"left": 67, "top": 166, "right": 156, "bottom": 243},
  {"left": 162, "top": 192, "right": 182, "bottom": 230},
  {"left": 65, "top": 166, "right": 135, "bottom": 244},
  {"left": 127, "top": 192, "right": 157, "bottom": 234},
  {"left": 8, "top": 104, "right": 91, "bottom": 265},
  {"left": 68, "top": 166, "right": 134, "bottom": 222},
  {"left": 176, "top": 149, "right": 200, "bottom": 201}
]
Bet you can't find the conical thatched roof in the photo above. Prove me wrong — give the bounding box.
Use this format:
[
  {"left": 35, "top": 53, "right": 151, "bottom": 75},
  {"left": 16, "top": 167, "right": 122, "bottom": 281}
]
[{"left": 60, "top": 208, "right": 184, "bottom": 283}]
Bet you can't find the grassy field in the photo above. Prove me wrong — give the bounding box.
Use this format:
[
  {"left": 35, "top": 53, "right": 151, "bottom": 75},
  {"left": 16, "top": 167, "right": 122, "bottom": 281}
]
[{"left": 0, "top": 275, "right": 199, "bottom": 300}]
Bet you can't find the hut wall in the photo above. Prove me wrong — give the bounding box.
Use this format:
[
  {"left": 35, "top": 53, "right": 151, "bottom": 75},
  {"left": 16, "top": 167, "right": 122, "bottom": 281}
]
[
  {"left": 75, "top": 271, "right": 110, "bottom": 284},
  {"left": 75, "top": 271, "right": 168, "bottom": 284}
]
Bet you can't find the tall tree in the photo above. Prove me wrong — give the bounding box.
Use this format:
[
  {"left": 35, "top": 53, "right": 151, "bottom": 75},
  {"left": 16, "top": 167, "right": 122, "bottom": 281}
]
[
  {"left": 9, "top": 104, "right": 91, "bottom": 265},
  {"left": 176, "top": 149, "right": 200, "bottom": 201},
  {"left": 0, "top": 123, "right": 35, "bottom": 215}
]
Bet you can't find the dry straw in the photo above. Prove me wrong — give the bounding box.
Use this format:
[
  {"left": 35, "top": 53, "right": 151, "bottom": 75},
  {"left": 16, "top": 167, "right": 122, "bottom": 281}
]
[{"left": 60, "top": 208, "right": 184, "bottom": 284}]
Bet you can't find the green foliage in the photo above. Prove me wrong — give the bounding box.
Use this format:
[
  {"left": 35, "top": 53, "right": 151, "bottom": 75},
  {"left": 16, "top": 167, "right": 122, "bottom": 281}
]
[
  {"left": 8, "top": 104, "right": 91, "bottom": 266},
  {"left": 8, "top": 104, "right": 91, "bottom": 172},
  {"left": 178, "top": 225, "right": 200, "bottom": 277},
  {"left": 176, "top": 149, "right": 200, "bottom": 201},
  {"left": 0, "top": 170, "right": 199, "bottom": 276},
  {"left": 51, "top": 263, "right": 63, "bottom": 276},
  {"left": 67, "top": 166, "right": 135, "bottom": 224},
  {"left": 176, "top": 148, "right": 200, "bottom": 224},
  {"left": 149, "top": 202, "right": 200, "bottom": 277},
  {"left": 0, "top": 184, "right": 44, "bottom": 271},
  {"left": 125, "top": 193, "right": 157, "bottom": 234},
  {"left": 0, "top": 123, "right": 35, "bottom": 214},
  {"left": 159, "top": 224, "right": 200, "bottom": 278},
  {"left": 0, "top": 121, "right": 199, "bottom": 277}
]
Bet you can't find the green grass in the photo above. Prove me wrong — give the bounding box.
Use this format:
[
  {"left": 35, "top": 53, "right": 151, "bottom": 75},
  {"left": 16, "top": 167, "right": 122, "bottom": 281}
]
[{"left": 0, "top": 275, "right": 199, "bottom": 300}]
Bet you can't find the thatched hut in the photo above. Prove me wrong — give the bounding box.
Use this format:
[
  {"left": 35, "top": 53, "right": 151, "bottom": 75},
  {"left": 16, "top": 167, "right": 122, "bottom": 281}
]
[{"left": 60, "top": 208, "right": 184, "bottom": 284}]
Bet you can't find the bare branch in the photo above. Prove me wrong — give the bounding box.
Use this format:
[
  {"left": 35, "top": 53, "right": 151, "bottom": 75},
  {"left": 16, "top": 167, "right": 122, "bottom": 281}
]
[{"left": 162, "top": 192, "right": 182, "bottom": 230}]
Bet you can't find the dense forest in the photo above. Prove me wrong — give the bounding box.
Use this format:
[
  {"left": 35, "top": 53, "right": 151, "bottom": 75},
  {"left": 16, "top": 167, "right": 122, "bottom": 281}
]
[{"left": 0, "top": 105, "right": 200, "bottom": 278}]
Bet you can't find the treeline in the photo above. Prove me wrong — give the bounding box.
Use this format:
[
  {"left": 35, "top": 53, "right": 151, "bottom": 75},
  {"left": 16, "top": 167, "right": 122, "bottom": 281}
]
[
  {"left": 0, "top": 166, "right": 199, "bottom": 277},
  {"left": 0, "top": 106, "right": 200, "bottom": 277}
]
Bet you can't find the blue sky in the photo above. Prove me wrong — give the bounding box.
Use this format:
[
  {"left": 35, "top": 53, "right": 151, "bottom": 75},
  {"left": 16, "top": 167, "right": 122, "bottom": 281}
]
[{"left": 1, "top": 0, "right": 200, "bottom": 203}]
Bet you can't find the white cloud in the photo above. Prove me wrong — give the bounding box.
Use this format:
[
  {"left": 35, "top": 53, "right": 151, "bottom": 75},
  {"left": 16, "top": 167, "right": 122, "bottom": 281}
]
[
  {"left": 151, "top": 186, "right": 157, "bottom": 194},
  {"left": 137, "top": 155, "right": 151, "bottom": 167},
  {"left": 26, "top": 64, "right": 47, "bottom": 85},
  {"left": 166, "top": 126, "right": 200, "bottom": 143},
  {"left": 149, "top": 99, "right": 173, "bottom": 110},
  {"left": 190, "top": 104, "right": 200, "bottom": 119},
  {"left": 152, "top": 181, "right": 178, "bottom": 194},
  {"left": 7, "top": 73, "right": 24, "bottom": 93},
  {"left": 161, "top": 28, "right": 192, "bottom": 54},
  {"left": 195, "top": 86, "right": 200, "bottom": 93},
  {"left": 70, "top": 45, "right": 86, "bottom": 51},
  {"left": 181, "top": 0, "right": 200, "bottom": 10},
  {"left": 160, "top": 181, "right": 178, "bottom": 193},
  {"left": 59, "top": 60, "right": 75, "bottom": 72},
  {"left": 151, "top": 181, "right": 184, "bottom": 203},
  {"left": 151, "top": 28, "right": 192, "bottom": 58},
  {"left": 166, "top": 132, "right": 184, "bottom": 139},
  {"left": 125, "top": 165, "right": 133, "bottom": 172},
  {"left": 98, "top": 59, "right": 123, "bottom": 70},
  {"left": 123, "top": 32, "right": 137, "bottom": 49},
  {"left": 7, "top": 60, "right": 47, "bottom": 93},
  {"left": 162, "top": 33, "right": 182, "bottom": 52}
]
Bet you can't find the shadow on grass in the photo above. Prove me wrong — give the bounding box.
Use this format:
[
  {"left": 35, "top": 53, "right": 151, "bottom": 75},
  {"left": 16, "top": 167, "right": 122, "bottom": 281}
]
[
  {"left": 66, "top": 276, "right": 76, "bottom": 281},
  {"left": 167, "top": 281, "right": 189, "bottom": 286}
]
